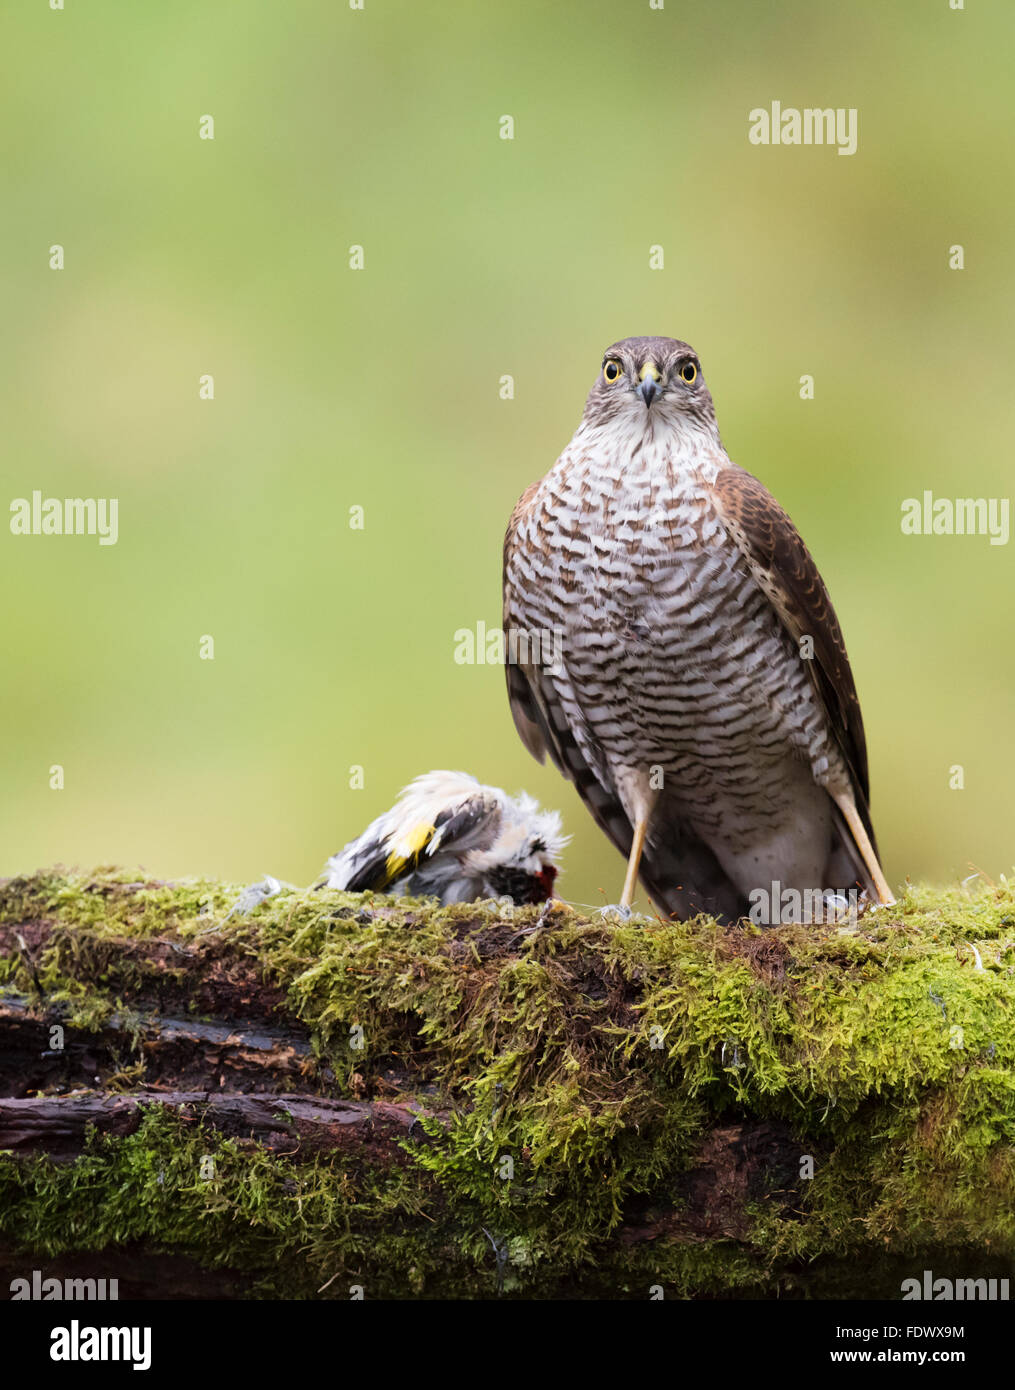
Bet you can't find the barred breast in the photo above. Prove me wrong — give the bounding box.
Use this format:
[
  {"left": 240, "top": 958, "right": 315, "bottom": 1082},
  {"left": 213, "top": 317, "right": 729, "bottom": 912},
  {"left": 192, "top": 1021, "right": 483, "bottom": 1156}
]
[{"left": 504, "top": 431, "right": 850, "bottom": 901}]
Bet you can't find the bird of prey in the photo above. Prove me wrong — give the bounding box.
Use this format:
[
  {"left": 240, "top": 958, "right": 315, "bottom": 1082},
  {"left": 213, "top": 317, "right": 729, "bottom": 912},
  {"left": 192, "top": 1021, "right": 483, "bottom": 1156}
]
[
  {"left": 502, "top": 336, "right": 893, "bottom": 923},
  {"left": 322, "top": 771, "right": 566, "bottom": 905}
]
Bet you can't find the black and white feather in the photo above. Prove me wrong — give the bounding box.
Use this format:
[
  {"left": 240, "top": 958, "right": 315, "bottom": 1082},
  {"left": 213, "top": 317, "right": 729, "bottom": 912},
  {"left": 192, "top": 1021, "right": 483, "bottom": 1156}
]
[{"left": 322, "top": 771, "right": 567, "bottom": 905}]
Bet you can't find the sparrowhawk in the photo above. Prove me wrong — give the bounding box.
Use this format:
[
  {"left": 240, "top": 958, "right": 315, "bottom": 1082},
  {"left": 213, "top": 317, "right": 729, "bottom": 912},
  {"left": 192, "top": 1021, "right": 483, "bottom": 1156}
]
[{"left": 502, "top": 336, "right": 892, "bottom": 923}]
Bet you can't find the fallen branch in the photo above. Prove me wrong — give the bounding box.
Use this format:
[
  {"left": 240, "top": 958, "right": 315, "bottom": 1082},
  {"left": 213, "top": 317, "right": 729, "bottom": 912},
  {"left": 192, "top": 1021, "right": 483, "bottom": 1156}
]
[
  {"left": 1, "top": 867, "right": 1013, "bottom": 1299},
  {"left": 0, "top": 1090, "right": 431, "bottom": 1161}
]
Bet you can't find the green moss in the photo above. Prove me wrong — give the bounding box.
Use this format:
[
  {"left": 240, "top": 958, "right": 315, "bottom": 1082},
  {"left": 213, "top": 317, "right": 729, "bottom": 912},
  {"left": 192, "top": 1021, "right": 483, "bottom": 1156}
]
[{"left": 2, "top": 869, "right": 1015, "bottom": 1297}]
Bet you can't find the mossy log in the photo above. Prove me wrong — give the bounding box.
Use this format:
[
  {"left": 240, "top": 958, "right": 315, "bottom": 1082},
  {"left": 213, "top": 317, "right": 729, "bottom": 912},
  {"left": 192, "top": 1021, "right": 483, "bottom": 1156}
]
[{"left": 1, "top": 868, "right": 1014, "bottom": 1300}]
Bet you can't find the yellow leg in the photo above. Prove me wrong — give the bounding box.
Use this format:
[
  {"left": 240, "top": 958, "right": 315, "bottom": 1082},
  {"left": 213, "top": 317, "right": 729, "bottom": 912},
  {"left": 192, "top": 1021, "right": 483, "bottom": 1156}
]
[
  {"left": 620, "top": 816, "right": 649, "bottom": 909},
  {"left": 833, "top": 792, "right": 895, "bottom": 905}
]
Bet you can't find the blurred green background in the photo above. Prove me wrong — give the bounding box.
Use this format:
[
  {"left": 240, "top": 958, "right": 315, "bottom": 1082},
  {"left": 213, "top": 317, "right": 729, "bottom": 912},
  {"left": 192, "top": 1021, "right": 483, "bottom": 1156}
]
[{"left": 2, "top": 0, "right": 1012, "bottom": 906}]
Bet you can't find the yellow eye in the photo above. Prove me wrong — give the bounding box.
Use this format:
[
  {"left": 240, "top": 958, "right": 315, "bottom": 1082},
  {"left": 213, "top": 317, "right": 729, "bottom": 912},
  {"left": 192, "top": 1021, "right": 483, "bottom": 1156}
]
[
  {"left": 603, "top": 360, "right": 622, "bottom": 383},
  {"left": 680, "top": 361, "right": 697, "bottom": 384}
]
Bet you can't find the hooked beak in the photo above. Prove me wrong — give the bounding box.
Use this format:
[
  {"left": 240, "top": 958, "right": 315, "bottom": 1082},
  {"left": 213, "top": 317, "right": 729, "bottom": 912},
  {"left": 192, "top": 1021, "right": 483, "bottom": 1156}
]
[{"left": 638, "top": 362, "right": 661, "bottom": 407}]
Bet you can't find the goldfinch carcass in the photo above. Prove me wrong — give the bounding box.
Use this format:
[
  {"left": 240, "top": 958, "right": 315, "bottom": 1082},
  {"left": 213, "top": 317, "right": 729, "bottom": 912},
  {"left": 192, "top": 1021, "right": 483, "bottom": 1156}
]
[{"left": 322, "top": 771, "right": 567, "bottom": 905}]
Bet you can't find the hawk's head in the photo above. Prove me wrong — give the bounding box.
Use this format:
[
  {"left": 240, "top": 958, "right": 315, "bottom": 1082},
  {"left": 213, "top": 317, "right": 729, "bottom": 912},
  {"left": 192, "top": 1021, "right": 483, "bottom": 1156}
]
[{"left": 583, "top": 335, "right": 718, "bottom": 437}]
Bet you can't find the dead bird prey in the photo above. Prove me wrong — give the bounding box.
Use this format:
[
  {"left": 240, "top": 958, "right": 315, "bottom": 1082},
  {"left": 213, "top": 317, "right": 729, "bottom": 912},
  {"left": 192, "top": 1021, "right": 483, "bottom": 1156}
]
[{"left": 322, "top": 771, "right": 566, "bottom": 905}]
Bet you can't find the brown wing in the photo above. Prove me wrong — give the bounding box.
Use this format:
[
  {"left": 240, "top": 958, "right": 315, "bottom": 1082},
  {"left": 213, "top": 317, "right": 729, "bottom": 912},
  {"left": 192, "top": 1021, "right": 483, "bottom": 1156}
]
[
  {"left": 502, "top": 481, "right": 552, "bottom": 766},
  {"left": 711, "top": 463, "right": 877, "bottom": 847}
]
